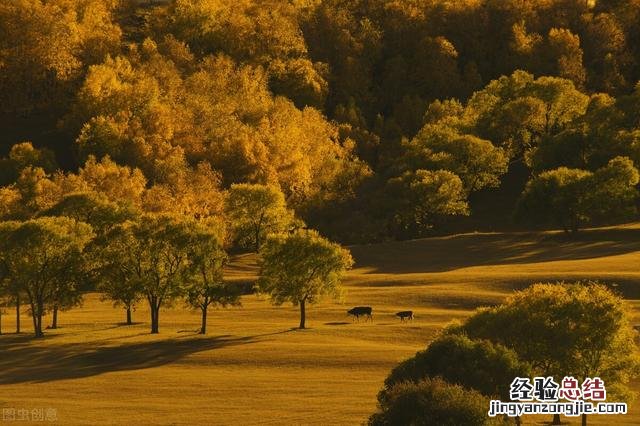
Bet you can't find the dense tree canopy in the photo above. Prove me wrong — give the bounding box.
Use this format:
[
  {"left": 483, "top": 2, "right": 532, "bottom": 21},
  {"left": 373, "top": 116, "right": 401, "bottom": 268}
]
[
  {"left": 0, "top": 0, "right": 121, "bottom": 115},
  {"left": 368, "top": 378, "right": 500, "bottom": 426},
  {"left": 516, "top": 156, "right": 639, "bottom": 232},
  {"left": 449, "top": 281, "right": 640, "bottom": 401},
  {"left": 226, "top": 184, "right": 295, "bottom": 251},
  {"left": 381, "top": 335, "right": 530, "bottom": 402},
  {"left": 384, "top": 170, "right": 469, "bottom": 238},
  {"left": 3, "top": 0, "right": 640, "bottom": 242},
  {"left": 102, "top": 214, "right": 197, "bottom": 334},
  {"left": 0, "top": 217, "right": 94, "bottom": 337}
]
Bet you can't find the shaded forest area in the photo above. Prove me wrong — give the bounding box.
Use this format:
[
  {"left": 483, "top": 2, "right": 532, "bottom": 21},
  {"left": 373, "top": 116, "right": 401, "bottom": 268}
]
[{"left": 2, "top": 0, "right": 640, "bottom": 242}]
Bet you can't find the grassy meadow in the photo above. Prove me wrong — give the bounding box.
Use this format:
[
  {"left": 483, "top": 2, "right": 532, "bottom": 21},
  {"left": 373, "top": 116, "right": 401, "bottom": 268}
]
[{"left": 2, "top": 225, "right": 640, "bottom": 425}]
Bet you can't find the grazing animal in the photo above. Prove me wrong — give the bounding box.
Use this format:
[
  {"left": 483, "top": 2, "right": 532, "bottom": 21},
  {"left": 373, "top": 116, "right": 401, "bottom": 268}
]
[
  {"left": 347, "top": 306, "right": 372, "bottom": 322},
  {"left": 396, "top": 310, "right": 414, "bottom": 322}
]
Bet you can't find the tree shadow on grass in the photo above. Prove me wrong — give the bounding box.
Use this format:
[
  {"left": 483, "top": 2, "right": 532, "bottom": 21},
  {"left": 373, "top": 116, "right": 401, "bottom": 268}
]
[
  {"left": 0, "top": 333, "right": 65, "bottom": 346},
  {"left": 252, "top": 329, "right": 297, "bottom": 337},
  {"left": 350, "top": 228, "right": 640, "bottom": 274},
  {"left": 0, "top": 334, "right": 255, "bottom": 385}
]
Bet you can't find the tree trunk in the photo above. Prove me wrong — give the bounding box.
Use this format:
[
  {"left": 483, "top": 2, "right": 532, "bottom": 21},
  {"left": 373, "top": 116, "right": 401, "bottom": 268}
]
[
  {"left": 299, "top": 299, "right": 306, "bottom": 329},
  {"left": 149, "top": 303, "right": 154, "bottom": 333},
  {"left": 148, "top": 295, "right": 160, "bottom": 334},
  {"left": 36, "top": 313, "right": 43, "bottom": 337},
  {"left": 570, "top": 213, "right": 579, "bottom": 234},
  {"left": 126, "top": 306, "right": 132, "bottom": 325},
  {"left": 33, "top": 300, "right": 44, "bottom": 338},
  {"left": 0, "top": 310, "right": 3, "bottom": 335},
  {"left": 15, "top": 294, "right": 20, "bottom": 334},
  {"left": 31, "top": 308, "right": 38, "bottom": 337},
  {"left": 582, "top": 413, "right": 587, "bottom": 426},
  {"left": 50, "top": 305, "right": 58, "bottom": 329},
  {"left": 148, "top": 298, "right": 154, "bottom": 332},
  {"left": 153, "top": 307, "right": 159, "bottom": 333},
  {"left": 552, "top": 414, "right": 561, "bottom": 425},
  {"left": 151, "top": 305, "right": 160, "bottom": 334},
  {"left": 34, "top": 312, "right": 42, "bottom": 337},
  {"left": 200, "top": 306, "right": 208, "bottom": 334}
]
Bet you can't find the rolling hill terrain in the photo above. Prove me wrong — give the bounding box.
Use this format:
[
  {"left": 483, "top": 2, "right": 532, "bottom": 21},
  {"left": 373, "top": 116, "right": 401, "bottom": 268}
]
[{"left": 2, "top": 225, "right": 640, "bottom": 425}]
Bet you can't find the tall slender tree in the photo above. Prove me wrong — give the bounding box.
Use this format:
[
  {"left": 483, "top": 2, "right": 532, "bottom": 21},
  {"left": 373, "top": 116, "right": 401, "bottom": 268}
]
[{"left": 184, "top": 221, "right": 240, "bottom": 334}]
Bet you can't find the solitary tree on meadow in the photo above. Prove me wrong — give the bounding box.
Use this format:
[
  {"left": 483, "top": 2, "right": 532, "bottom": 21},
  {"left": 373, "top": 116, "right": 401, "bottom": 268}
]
[
  {"left": 257, "top": 229, "right": 353, "bottom": 329},
  {"left": 184, "top": 221, "right": 241, "bottom": 334},
  {"left": 97, "top": 265, "right": 142, "bottom": 326},
  {"left": 49, "top": 274, "right": 85, "bottom": 329},
  {"left": 93, "top": 219, "right": 145, "bottom": 325}
]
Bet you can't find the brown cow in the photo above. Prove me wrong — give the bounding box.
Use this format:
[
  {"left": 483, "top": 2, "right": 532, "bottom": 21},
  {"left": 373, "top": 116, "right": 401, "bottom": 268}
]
[{"left": 396, "top": 310, "right": 414, "bottom": 322}]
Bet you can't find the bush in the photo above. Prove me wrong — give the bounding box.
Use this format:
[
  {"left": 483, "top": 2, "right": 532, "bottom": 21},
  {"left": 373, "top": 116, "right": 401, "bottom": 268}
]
[
  {"left": 382, "top": 335, "right": 530, "bottom": 401},
  {"left": 368, "top": 377, "right": 503, "bottom": 426}
]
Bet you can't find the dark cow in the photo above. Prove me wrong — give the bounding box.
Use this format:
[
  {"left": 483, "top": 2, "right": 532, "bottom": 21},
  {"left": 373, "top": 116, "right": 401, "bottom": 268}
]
[
  {"left": 396, "top": 310, "right": 414, "bottom": 322},
  {"left": 347, "top": 306, "right": 372, "bottom": 322}
]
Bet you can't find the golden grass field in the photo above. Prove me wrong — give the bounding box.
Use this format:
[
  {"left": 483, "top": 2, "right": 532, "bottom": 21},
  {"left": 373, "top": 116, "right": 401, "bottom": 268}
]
[{"left": 2, "top": 224, "right": 640, "bottom": 425}]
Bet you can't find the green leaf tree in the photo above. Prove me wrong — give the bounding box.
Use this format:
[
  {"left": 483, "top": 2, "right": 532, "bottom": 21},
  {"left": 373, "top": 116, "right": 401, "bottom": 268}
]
[
  {"left": 468, "top": 71, "right": 589, "bottom": 163},
  {"left": 368, "top": 377, "right": 501, "bottom": 426},
  {"left": 450, "top": 281, "right": 640, "bottom": 425},
  {"left": 0, "top": 142, "right": 58, "bottom": 186},
  {"left": 400, "top": 124, "right": 508, "bottom": 194},
  {"left": 384, "top": 169, "right": 469, "bottom": 238},
  {"left": 257, "top": 229, "right": 353, "bottom": 329},
  {"left": 42, "top": 192, "right": 140, "bottom": 325},
  {"left": 0, "top": 217, "right": 94, "bottom": 337},
  {"left": 516, "top": 166, "right": 591, "bottom": 233},
  {"left": 101, "top": 215, "right": 195, "bottom": 333},
  {"left": 382, "top": 335, "right": 530, "bottom": 402},
  {"left": 0, "top": 262, "right": 24, "bottom": 334},
  {"left": 226, "top": 184, "right": 296, "bottom": 251},
  {"left": 40, "top": 192, "right": 137, "bottom": 237},
  {"left": 184, "top": 221, "right": 241, "bottom": 334},
  {"left": 0, "top": 274, "right": 7, "bottom": 335},
  {"left": 94, "top": 224, "right": 144, "bottom": 326},
  {"left": 516, "top": 156, "right": 639, "bottom": 232}
]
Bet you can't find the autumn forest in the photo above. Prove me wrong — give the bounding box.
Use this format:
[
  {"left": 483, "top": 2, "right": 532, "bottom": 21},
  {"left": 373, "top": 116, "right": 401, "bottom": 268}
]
[
  {"left": 2, "top": 0, "right": 640, "bottom": 243},
  {"left": 3, "top": 2, "right": 640, "bottom": 425}
]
